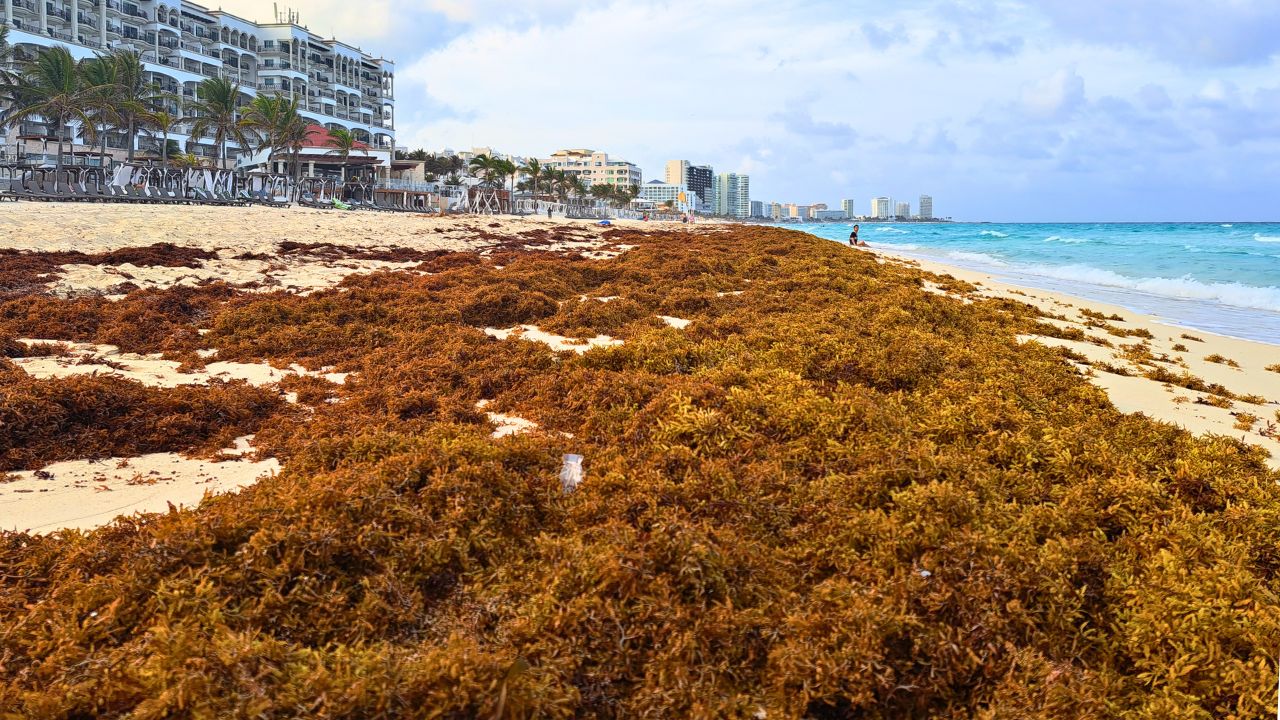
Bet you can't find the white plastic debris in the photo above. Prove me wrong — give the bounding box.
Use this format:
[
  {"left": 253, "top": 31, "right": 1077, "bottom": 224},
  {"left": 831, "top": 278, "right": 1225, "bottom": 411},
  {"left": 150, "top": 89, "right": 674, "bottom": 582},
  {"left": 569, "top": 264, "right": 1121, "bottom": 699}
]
[{"left": 559, "top": 454, "right": 584, "bottom": 493}]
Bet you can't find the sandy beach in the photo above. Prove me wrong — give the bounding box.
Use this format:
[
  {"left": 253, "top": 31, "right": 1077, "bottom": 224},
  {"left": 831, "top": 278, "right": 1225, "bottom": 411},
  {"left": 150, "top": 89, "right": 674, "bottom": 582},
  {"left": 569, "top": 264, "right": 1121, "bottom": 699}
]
[
  {"left": 1, "top": 205, "right": 1277, "bottom": 538},
  {"left": 3, "top": 207, "right": 1276, "bottom": 717},
  {"left": 865, "top": 245, "right": 1280, "bottom": 470}
]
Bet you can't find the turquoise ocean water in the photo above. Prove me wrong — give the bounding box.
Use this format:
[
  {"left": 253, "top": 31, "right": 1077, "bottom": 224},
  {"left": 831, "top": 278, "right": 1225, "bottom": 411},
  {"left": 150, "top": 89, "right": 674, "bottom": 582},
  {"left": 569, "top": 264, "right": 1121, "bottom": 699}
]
[{"left": 786, "top": 222, "right": 1280, "bottom": 345}]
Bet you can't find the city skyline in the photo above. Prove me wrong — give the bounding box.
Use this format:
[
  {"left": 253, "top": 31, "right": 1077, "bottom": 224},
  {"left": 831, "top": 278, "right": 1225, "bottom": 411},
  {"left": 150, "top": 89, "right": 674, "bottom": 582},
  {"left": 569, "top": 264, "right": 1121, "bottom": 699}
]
[{"left": 202, "top": 0, "right": 1280, "bottom": 222}]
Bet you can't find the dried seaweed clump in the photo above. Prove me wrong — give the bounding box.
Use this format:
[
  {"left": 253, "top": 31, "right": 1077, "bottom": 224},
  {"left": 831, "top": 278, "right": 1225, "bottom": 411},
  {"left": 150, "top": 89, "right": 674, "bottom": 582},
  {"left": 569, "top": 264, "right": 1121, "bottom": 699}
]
[
  {"left": 0, "top": 374, "right": 286, "bottom": 470},
  {"left": 0, "top": 225, "right": 1277, "bottom": 718}
]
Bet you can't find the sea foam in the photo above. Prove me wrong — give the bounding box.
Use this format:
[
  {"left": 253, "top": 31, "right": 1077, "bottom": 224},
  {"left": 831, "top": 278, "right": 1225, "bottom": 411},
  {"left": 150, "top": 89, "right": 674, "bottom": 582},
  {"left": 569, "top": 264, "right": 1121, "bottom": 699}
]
[
  {"left": 947, "top": 250, "right": 1010, "bottom": 267},
  {"left": 1254, "top": 233, "right": 1280, "bottom": 243},
  {"left": 1045, "top": 235, "right": 1089, "bottom": 244},
  {"left": 1012, "top": 263, "right": 1280, "bottom": 313},
  {"left": 978, "top": 230, "right": 1009, "bottom": 238}
]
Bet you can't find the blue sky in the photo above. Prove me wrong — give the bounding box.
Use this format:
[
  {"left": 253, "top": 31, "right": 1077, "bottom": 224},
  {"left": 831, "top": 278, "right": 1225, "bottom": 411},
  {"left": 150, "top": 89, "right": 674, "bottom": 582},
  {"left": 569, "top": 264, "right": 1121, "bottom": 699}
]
[{"left": 215, "top": 0, "right": 1280, "bottom": 221}]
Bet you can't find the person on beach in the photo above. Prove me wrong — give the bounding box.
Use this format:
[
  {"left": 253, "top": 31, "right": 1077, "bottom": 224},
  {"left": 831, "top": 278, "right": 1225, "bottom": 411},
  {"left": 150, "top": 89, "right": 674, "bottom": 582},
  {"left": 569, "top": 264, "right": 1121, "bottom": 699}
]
[
  {"left": 547, "top": 206, "right": 553, "bottom": 219},
  {"left": 849, "top": 225, "right": 868, "bottom": 247}
]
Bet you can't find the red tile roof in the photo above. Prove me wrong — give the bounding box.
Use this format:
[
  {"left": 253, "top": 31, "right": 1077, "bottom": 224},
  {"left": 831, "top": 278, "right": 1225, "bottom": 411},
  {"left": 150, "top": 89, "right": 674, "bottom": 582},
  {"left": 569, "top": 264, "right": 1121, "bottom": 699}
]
[{"left": 301, "top": 124, "right": 372, "bottom": 150}]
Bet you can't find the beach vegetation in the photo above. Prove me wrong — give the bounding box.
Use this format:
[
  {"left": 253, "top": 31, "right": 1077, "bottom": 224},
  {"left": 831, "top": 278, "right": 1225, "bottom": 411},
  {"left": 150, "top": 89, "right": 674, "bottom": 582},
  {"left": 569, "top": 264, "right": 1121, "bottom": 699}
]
[
  {"left": 1267, "top": 363, "right": 1280, "bottom": 373},
  {"left": 1173, "top": 343, "right": 1189, "bottom": 352},
  {"left": 323, "top": 127, "right": 368, "bottom": 182},
  {"left": 1180, "top": 333, "right": 1205, "bottom": 342},
  {"left": 0, "top": 46, "right": 113, "bottom": 172},
  {"left": 1, "top": 226, "right": 1277, "bottom": 717},
  {"left": 186, "top": 77, "right": 252, "bottom": 170}
]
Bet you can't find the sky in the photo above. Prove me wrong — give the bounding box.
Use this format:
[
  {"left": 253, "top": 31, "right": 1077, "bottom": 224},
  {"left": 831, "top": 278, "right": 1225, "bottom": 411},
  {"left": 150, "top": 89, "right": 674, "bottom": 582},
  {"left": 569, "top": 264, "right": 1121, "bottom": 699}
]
[{"left": 209, "top": 0, "right": 1280, "bottom": 221}]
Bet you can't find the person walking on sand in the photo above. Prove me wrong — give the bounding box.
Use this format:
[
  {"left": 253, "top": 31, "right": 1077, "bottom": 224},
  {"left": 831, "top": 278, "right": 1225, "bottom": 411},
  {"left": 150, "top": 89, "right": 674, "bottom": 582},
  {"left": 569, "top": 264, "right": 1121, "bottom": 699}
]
[
  {"left": 850, "top": 224, "right": 868, "bottom": 247},
  {"left": 547, "top": 205, "right": 553, "bottom": 220}
]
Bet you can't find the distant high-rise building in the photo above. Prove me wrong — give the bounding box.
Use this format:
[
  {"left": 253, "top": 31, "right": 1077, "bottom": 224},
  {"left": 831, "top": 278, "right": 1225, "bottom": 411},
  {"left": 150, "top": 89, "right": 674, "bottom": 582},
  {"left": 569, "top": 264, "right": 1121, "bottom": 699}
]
[
  {"left": 871, "top": 197, "right": 891, "bottom": 219},
  {"left": 667, "top": 160, "right": 716, "bottom": 211},
  {"left": 841, "top": 199, "right": 856, "bottom": 218},
  {"left": 713, "top": 173, "right": 750, "bottom": 217},
  {"left": 687, "top": 165, "right": 714, "bottom": 212},
  {"left": 895, "top": 201, "right": 911, "bottom": 219},
  {"left": 665, "top": 160, "right": 689, "bottom": 185},
  {"left": 918, "top": 195, "right": 934, "bottom": 220},
  {"left": 750, "top": 200, "right": 765, "bottom": 218},
  {"left": 770, "top": 202, "right": 783, "bottom": 220}
]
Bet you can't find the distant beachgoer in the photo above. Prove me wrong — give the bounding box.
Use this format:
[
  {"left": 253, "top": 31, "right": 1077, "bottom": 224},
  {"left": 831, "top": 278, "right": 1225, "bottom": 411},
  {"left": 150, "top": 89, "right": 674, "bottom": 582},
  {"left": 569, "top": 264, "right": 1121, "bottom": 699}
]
[
  {"left": 547, "top": 206, "right": 552, "bottom": 219},
  {"left": 850, "top": 224, "right": 868, "bottom": 247}
]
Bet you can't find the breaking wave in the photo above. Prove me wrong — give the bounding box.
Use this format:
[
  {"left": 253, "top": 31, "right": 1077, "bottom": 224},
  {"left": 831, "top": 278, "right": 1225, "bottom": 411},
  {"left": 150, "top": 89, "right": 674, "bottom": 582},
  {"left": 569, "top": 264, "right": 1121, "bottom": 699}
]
[
  {"left": 1011, "top": 263, "right": 1280, "bottom": 313},
  {"left": 978, "top": 230, "right": 1009, "bottom": 238}
]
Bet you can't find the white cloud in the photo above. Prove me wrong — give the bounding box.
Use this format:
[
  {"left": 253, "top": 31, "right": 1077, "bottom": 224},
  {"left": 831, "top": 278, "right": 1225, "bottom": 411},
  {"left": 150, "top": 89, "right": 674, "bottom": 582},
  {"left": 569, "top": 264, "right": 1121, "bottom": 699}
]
[
  {"left": 1020, "top": 68, "right": 1086, "bottom": 118},
  {"left": 370, "top": 0, "right": 1280, "bottom": 219}
]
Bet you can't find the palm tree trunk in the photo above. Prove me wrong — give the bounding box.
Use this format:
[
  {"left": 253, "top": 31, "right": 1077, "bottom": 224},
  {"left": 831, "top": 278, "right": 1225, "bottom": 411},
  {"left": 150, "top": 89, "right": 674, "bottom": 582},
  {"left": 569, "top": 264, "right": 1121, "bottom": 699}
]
[
  {"left": 55, "top": 120, "right": 65, "bottom": 173},
  {"left": 126, "top": 119, "right": 135, "bottom": 162},
  {"left": 161, "top": 130, "right": 168, "bottom": 164}
]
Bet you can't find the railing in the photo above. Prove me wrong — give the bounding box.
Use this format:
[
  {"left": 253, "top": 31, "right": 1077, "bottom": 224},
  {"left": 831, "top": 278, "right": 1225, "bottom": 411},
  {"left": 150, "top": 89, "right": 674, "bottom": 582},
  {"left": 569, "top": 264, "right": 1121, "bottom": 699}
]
[{"left": 379, "top": 179, "right": 439, "bottom": 192}]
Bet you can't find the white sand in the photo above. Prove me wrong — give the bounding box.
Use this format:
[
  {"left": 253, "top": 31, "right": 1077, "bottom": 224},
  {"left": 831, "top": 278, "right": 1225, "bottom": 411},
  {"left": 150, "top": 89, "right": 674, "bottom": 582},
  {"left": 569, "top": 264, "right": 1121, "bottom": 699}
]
[
  {"left": 0, "top": 436, "right": 277, "bottom": 535},
  {"left": 658, "top": 315, "right": 692, "bottom": 329},
  {"left": 13, "top": 339, "right": 347, "bottom": 391},
  {"left": 0, "top": 203, "right": 635, "bottom": 296},
  {"left": 869, "top": 247, "right": 1280, "bottom": 469},
  {"left": 483, "top": 325, "right": 624, "bottom": 354}
]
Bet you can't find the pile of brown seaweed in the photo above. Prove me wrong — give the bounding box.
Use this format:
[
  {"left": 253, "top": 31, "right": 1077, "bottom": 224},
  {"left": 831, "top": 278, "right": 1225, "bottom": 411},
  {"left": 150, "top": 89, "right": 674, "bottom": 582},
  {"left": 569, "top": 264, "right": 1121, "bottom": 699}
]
[{"left": 0, "top": 226, "right": 1276, "bottom": 718}]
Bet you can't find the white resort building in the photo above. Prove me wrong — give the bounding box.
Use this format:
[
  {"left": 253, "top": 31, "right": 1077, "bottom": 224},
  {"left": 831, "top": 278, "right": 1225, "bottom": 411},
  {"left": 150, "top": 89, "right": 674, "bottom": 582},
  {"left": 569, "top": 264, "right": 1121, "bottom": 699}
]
[
  {"left": 1, "top": 1, "right": 395, "bottom": 174},
  {"left": 542, "top": 149, "right": 642, "bottom": 188},
  {"left": 637, "top": 179, "right": 698, "bottom": 212}
]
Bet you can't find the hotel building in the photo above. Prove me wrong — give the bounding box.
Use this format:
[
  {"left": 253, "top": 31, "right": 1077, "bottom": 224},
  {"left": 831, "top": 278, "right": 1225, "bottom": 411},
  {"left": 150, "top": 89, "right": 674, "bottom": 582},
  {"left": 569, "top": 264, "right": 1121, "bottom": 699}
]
[
  {"left": 871, "top": 197, "right": 891, "bottom": 219},
  {"left": 543, "top": 149, "right": 641, "bottom": 187},
  {"left": 895, "top": 201, "right": 911, "bottom": 219},
  {"left": 918, "top": 195, "right": 933, "bottom": 220},
  {"left": 713, "top": 172, "right": 749, "bottom": 218},
  {"left": 638, "top": 180, "right": 698, "bottom": 212},
  {"left": 841, "top": 199, "right": 856, "bottom": 218},
  {"left": 665, "top": 159, "right": 714, "bottom": 212},
  {"left": 1, "top": 2, "right": 395, "bottom": 171}
]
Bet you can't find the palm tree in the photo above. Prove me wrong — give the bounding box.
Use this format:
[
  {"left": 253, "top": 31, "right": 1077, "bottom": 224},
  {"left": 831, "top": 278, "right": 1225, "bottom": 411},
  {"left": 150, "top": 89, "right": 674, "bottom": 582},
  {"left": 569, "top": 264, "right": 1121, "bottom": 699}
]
[
  {"left": 186, "top": 77, "right": 250, "bottom": 170},
  {"left": 102, "top": 49, "right": 162, "bottom": 162},
  {"left": 76, "top": 54, "right": 120, "bottom": 168},
  {"left": 324, "top": 127, "right": 366, "bottom": 181},
  {"left": 590, "top": 183, "right": 613, "bottom": 204},
  {"left": 4, "top": 46, "right": 108, "bottom": 172},
  {"left": 546, "top": 168, "right": 572, "bottom": 202},
  {"left": 468, "top": 153, "right": 503, "bottom": 187},
  {"left": 141, "top": 109, "right": 183, "bottom": 165},
  {"left": 497, "top": 157, "right": 516, "bottom": 213},
  {"left": 246, "top": 93, "right": 311, "bottom": 182},
  {"left": 170, "top": 152, "right": 207, "bottom": 170},
  {"left": 0, "top": 26, "right": 17, "bottom": 94},
  {"left": 568, "top": 175, "right": 589, "bottom": 205},
  {"left": 518, "top": 158, "right": 544, "bottom": 198}
]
